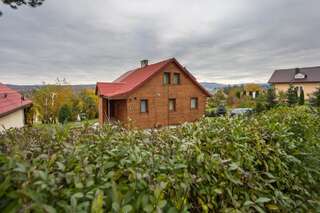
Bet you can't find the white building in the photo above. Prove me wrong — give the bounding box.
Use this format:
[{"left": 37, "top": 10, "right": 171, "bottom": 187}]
[{"left": 0, "top": 83, "right": 32, "bottom": 130}]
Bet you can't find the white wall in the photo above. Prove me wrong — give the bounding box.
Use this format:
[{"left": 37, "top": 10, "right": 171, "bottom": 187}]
[{"left": 0, "top": 109, "right": 25, "bottom": 130}]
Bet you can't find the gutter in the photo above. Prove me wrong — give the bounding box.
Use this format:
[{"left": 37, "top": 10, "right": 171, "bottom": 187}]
[{"left": 0, "top": 103, "right": 32, "bottom": 118}]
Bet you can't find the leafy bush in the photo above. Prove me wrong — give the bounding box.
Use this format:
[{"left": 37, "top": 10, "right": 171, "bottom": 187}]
[
  {"left": 205, "top": 109, "right": 216, "bottom": 117},
  {"left": 299, "top": 87, "right": 305, "bottom": 105},
  {"left": 310, "top": 87, "right": 320, "bottom": 107},
  {"left": 266, "top": 87, "right": 277, "bottom": 109},
  {"left": 0, "top": 107, "right": 319, "bottom": 212},
  {"left": 286, "top": 85, "right": 298, "bottom": 106},
  {"left": 58, "top": 104, "right": 72, "bottom": 123},
  {"left": 216, "top": 105, "right": 227, "bottom": 116}
]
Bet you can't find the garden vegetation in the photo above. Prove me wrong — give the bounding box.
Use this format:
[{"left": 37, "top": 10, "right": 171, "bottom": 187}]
[{"left": 0, "top": 107, "right": 320, "bottom": 212}]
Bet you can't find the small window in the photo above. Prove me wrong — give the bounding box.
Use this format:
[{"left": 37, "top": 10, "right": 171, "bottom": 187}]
[
  {"left": 140, "top": 99, "right": 148, "bottom": 113},
  {"left": 169, "top": 98, "right": 176, "bottom": 112},
  {"left": 190, "top": 97, "right": 198, "bottom": 109},
  {"left": 163, "top": 72, "right": 171, "bottom": 85},
  {"left": 173, "top": 73, "right": 181, "bottom": 85}
]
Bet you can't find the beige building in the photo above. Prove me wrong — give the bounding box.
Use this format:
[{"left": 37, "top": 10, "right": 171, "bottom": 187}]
[
  {"left": 0, "top": 83, "right": 32, "bottom": 130},
  {"left": 268, "top": 66, "right": 320, "bottom": 99},
  {"left": 243, "top": 83, "right": 264, "bottom": 99}
]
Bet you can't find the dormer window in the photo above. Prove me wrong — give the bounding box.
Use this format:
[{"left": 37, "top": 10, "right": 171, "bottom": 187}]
[{"left": 294, "top": 73, "right": 306, "bottom": 79}]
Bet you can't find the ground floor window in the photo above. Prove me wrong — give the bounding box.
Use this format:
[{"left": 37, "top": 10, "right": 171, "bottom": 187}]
[
  {"left": 140, "top": 99, "right": 148, "bottom": 113},
  {"left": 191, "top": 97, "right": 198, "bottom": 109}
]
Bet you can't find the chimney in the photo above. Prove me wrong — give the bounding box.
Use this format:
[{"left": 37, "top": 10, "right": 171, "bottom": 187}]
[{"left": 140, "top": 59, "right": 148, "bottom": 68}]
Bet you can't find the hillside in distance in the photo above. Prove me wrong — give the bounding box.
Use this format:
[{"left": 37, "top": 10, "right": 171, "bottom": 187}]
[
  {"left": 5, "top": 84, "right": 96, "bottom": 93},
  {"left": 5, "top": 82, "right": 269, "bottom": 94}
]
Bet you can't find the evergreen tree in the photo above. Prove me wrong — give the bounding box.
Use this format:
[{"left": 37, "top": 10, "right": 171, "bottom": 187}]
[
  {"left": 310, "top": 87, "right": 320, "bottom": 107},
  {"left": 266, "top": 87, "right": 277, "bottom": 109},
  {"left": 299, "top": 87, "right": 305, "bottom": 105},
  {"left": 255, "top": 102, "right": 265, "bottom": 113},
  {"left": 286, "top": 85, "right": 298, "bottom": 106},
  {"left": 58, "top": 104, "right": 72, "bottom": 123},
  {"left": 236, "top": 91, "right": 241, "bottom": 99}
]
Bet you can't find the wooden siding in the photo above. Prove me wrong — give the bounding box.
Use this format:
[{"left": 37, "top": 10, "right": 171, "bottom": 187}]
[{"left": 125, "top": 62, "right": 207, "bottom": 128}]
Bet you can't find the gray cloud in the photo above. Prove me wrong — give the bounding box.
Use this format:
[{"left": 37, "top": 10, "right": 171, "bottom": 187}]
[{"left": 1, "top": 0, "right": 320, "bottom": 84}]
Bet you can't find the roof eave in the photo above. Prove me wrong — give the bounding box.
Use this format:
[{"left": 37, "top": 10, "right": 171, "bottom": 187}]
[{"left": 0, "top": 102, "right": 32, "bottom": 118}]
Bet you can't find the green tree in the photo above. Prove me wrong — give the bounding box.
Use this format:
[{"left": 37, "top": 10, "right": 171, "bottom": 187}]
[
  {"left": 266, "top": 87, "right": 277, "bottom": 109},
  {"left": 278, "top": 91, "right": 287, "bottom": 106},
  {"left": 255, "top": 92, "right": 267, "bottom": 112},
  {"left": 207, "top": 90, "right": 226, "bottom": 109},
  {"left": 236, "top": 91, "right": 241, "bottom": 99},
  {"left": 299, "top": 87, "right": 305, "bottom": 105},
  {"left": 58, "top": 104, "right": 71, "bottom": 123},
  {"left": 0, "top": 0, "right": 44, "bottom": 16},
  {"left": 31, "top": 81, "right": 73, "bottom": 124},
  {"left": 78, "top": 89, "right": 98, "bottom": 120},
  {"left": 310, "top": 87, "right": 320, "bottom": 107},
  {"left": 238, "top": 96, "right": 255, "bottom": 108},
  {"left": 255, "top": 102, "right": 265, "bottom": 113},
  {"left": 286, "top": 85, "right": 298, "bottom": 106}
]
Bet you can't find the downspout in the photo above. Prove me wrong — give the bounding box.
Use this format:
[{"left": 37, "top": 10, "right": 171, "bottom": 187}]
[
  {"left": 107, "top": 98, "right": 111, "bottom": 122},
  {"left": 167, "top": 83, "right": 169, "bottom": 126}
]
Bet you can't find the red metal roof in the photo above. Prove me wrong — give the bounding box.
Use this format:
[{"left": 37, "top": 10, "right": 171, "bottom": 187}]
[
  {"left": 0, "top": 83, "right": 32, "bottom": 117},
  {"left": 96, "top": 58, "right": 211, "bottom": 98}
]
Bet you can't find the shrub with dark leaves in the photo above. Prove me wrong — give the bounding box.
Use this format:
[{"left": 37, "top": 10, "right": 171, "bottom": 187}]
[{"left": 0, "top": 107, "right": 319, "bottom": 212}]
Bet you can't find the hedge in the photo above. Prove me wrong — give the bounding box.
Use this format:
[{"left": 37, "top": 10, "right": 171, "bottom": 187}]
[{"left": 0, "top": 107, "right": 319, "bottom": 212}]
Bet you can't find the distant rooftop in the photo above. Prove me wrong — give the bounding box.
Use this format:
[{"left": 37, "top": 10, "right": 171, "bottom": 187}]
[
  {"left": 0, "top": 83, "right": 32, "bottom": 117},
  {"left": 268, "top": 66, "right": 320, "bottom": 83}
]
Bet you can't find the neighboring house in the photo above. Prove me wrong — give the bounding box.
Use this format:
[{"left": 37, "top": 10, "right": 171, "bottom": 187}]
[
  {"left": 0, "top": 83, "right": 32, "bottom": 130},
  {"left": 268, "top": 66, "right": 320, "bottom": 98},
  {"left": 96, "top": 58, "right": 211, "bottom": 128},
  {"left": 243, "top": 83, "right": 264, "bottom": 99}
]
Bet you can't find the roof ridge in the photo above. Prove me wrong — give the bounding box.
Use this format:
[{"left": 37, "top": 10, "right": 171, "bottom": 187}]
[
  {"left": 127, "top": 58, "right": 173, "bottom": 72},
  {"left": 113, "top": 58, "right": 173, "bottom": 83},
  {"left": 276, "top": 65, "right": 320, "bottom": 71},
  {"left": 302, "top": 66, "right": 320, "bottom": 69},
  {"left": 97, "top": 82, "right": 126, "bottom": 85}
]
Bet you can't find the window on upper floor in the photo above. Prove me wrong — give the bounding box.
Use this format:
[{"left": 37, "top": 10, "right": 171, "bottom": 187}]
[
  {"left": 169, "top": 98, "right": 176, "bottom": 112},
  {"left": 163, "top": 72, "right": 171, "bottom": 85},
  {"left": 140, "top": 99, "right": 148, "bottom": 113},
  {"left": 190, "top": 97, "right": 198, "bottom": 109},
  {"left": 173, "top": 73, "right": 181, "bottom": 85}
]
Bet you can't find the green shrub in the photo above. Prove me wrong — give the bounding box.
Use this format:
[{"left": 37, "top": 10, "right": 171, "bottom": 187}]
[
  {"left": 58, "top": 104, "right": 72, "bottom": 123},
  {"left": 0, "top": 107, "right": 319, "bottom": 212},
  {"left": 287, "top": 85, "right": 298, "bottom": 106},
  {"left": 310, "top": 87, "right": 320, "bottom": 107},
  {"left": 266, "top": 87, "right": 277, "bottom": 109},
  {"left": 299, "top": 87, "right": 305, "bottom": 105}
]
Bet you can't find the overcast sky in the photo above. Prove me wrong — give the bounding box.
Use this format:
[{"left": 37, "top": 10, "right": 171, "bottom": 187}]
[{"left": 1, "top": 0, "right": 320, "bottom": 85}]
